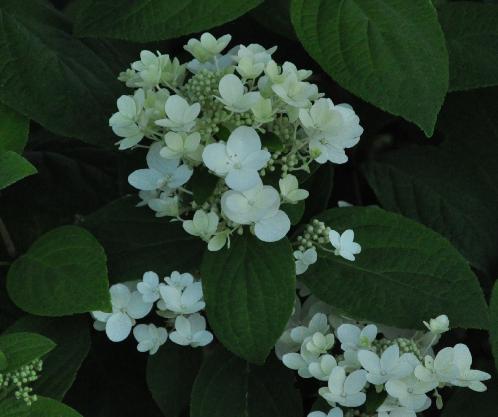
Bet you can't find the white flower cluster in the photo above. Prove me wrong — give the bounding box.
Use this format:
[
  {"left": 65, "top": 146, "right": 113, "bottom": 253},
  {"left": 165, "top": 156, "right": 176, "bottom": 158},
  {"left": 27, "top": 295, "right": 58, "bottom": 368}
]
[
  {"left": 91, "top": 271, "right": 213, "bottom": 354},
  {"left": 293, "top": 219, "right": 362, "bottom": 275},
  {"left": 277, "top": 295, "right": 491, "bottom": 417},
  {"left": 110, "top": 32, "right": 363, "bottom": 250}
]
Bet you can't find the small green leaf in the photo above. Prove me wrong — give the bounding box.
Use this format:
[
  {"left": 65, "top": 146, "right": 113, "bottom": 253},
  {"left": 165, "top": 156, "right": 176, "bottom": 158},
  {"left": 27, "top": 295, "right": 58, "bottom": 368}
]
[
  {"left": 302, "top": 207, "right": 488, "bottom": 330},
  {"left": 201, "top": 233, "right": 295, "bottom": 363},
  {"left": 291, "top": 0, "right": 449, "bottom": 136},
  {"left": 146, "top": 344, "right": 202, "bottom": 417},
  {"left": 190, "top": 169, "right": 220, "bottom": 205},
  {"left": 190, "top": 347, "right": 302, "bottom": 417},
  {"left": 282, "top": 201, "right": 305, "bottom": 225},
  {"left": 490, "top": 282, "right": 498, "bottom": 372},
  {"left": 75, "top": 0, "right": 263, "bottom": 42},
  {"left": 0, "top": 350, "right": 7, "bottom": 371},
  {"left": 0, "top": 151, "right": 37, "bottom": 190},
  {"left": 439, "top": 2, "right": 498, "bottom": 91},
  {"left": 83, "top": 196, "right": 204, "bottom": 282},
  {"left": 261, "top": 132, "right": 284, "bottom": 152},
  {"left": 6, "top": 316, "right": 90, "bottom": 400},
  {"left": 7, "top": 225, "right": 111, "bottom": 316},
  {"left": 0, "top": 102, "right": 29, "bottom": 153},
  {"left": 0, "top": 332, "right": 55, "bottom": 372}
]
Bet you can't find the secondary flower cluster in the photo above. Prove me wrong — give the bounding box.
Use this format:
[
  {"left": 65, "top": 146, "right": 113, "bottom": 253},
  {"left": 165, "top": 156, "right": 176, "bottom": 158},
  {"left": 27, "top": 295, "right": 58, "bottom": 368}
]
[
  {"left": 110, "top": 32, "right": 363, "bottom": 250},
  {"left": 0, "top": 358, "right": 43, "bottom": 406},
  {"left": 91, "top": 271, "right": 213, "bottom": 354},
  {"left": 277, "top": 294, "right": 491, "bottom": 417}
]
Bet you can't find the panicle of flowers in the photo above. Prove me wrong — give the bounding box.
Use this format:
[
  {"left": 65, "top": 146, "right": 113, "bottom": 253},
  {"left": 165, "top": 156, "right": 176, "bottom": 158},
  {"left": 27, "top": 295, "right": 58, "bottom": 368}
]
[
  {"left": 276, "top": 292, "right": 491, "bottom": 417},
  {"left": 91, "top": 270, "right": 213, "bottom": 355},
  {"left": 0, "top": 358, "right": 43, "bottom": 406},
  {"left": 109, "top": 32, "right": 363, "bottom": 251}
]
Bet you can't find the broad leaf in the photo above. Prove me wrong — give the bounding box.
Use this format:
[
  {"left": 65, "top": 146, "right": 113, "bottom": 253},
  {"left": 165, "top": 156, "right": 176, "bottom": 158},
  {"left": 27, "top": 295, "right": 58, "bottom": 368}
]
[
  {"left": 0, "top": 0, "right": 124, "bottom": 145},
  {"left": 439, "top": 2, "right": 498, "bottom": 91},
  {"left": 190, "top": 347, "right": 302, "bottom": 417},
  {"left": 441, "top": 380, "right": 498, "bottom": 417},
  {"left": 146, "top": 344, "right": 202, "bottom": 417},
  {"left": 6, "top": 316, "right": 90, "bottom": 400},
  {"left": 291, "top": 0, "right": 449, "bottom": 136},
  {"left": 7, "top": 225, "right": 111, "bottom": 316},
  {"left": 301, "top": 207, "right": 488, "bottom": 330},
  {"left": 75, "top": 0, "right": 263, "bottom": 42},
  {"left": 490, "top": 282, "right": 498, "bottom": 372},
  {"left": 0, "top": 102, "right": 29, "bottom": 153},
  {"left": 201, "top": 234, "right": 295, "bottom": 363},
  {"left": 83, "top": 196, "right": 204, "bottom": 282},
  {"left": 0, "top": 332, "right": 55, "bottom": 372},
  {"left": 0, "top": 151, "right": 37, "bottom": 190}
]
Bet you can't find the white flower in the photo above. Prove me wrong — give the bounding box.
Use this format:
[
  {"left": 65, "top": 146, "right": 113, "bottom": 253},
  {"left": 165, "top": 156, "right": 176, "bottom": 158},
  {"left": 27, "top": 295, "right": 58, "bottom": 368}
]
[
  {"left": 159, "top": 280, "right": 205, "bottom": 315},
  {"left": 137, "top": 271, "right": 161, "bottom": 303},
  {"left": 290, "top": 313, "right": 330, "bottom": 345},
  {"left": 207, "top": 230, "right": 230, "bottom": 252},
  {"left": 308, "top": 407, "right": 343, "bottom": 417},
  {"left": 423, "top": 315, "right": 450, "bottom": 335},
  {"left": 184, "top": 33, "right": 231, "bottom": 62},
  {"left": 358, "top": 344, "right": 414, "bottom": 385},
  {"left": 133, "top": 323, "right": 168, "bottom": 355},
  {"left": 160, "top": 131, "right": 203, "bottom": 162},
  {"left": 165, "top": 271, "right": 195, "bottom": 288},
  {"left": 183, "top": 210, "right": 219, "bottom": 242},
  {"left": 169, "top": 314, "right": 213, "bottom": 347},
  {"left": 305, "top": 332, "right": 335, "bottom": 355},
  {"left": 155, "top": 95, "right": 200, "bottom": 132},
  {"left": 294, "top": 248, "right": 317, "bottom": 275},
  {"left": 309, "top": 354, "right": 338, "bottom": 381},
  {"left": 279, "top": 174, "right": 309, "bottom": 203},
  {"left": 251, "top": 97, "right": 274, "bottom": 124},
  {"left": 328, "top": 229, "right": 361, "bottom": 261},
  {"left": 186, "top": 46, "right": 238, "bottom": 74},
  {"left": 282, "top": 346, "right": 319, "bottom": 379},
  {"left": 137, "top": 190, "right": 159, "bottom": 207},
  {"left": 202, "top": 126, "right": 270, "bottom": 191},
  {"left": 109, "top": 89, "right": 146, "bottom": 150},
  {"left": 128, "top": 142, "right": 193, "bottom": 192},
  {"left": 148, "top": 193, "right": 179, "bottom": 218},
  {"left": 221, "top": 184, "right": 290, "bottom": 242},
  {"left": 337, "top": 324, "right": 377, "bottom": 352},
  {"left": 92, "top": 284, "right": 153, "bottom": 342},
  {"left": 217, "top": 74, "right": 261, "bottom": 113},
  {"left": 385, "top": 376, "right": 436, "bottom": 411},
  {"left": 235, "top": 44, "right": 276, "bottom": 79},
  {"left": 272, "top": 72, "right": 318, "bottom": 108},
  {"left": 131, "top": 50, "right": 165, "bottom": 88},
  {"left": 319, "top": 367, "right": 367, "bottom": 408},
  {"left": 377, "top": 400, "right": 417, "bottom": 417}
]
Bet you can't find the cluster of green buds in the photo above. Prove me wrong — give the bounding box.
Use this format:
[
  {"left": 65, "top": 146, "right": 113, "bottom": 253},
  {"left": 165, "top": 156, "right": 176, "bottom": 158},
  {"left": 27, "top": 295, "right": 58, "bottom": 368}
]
[{"left": 0, "top": 359, "right": 43, "bottom": 406}]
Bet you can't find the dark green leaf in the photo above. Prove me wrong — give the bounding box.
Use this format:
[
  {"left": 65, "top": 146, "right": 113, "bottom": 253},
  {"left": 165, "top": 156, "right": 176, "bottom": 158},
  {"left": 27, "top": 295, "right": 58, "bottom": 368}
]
[
  {"left": 490, "top": 282, "right": 498, "bottom": 372},
  {"left": 291, "top": 0, "right": 449, "bottom": 136},
  {"left": 146, "top": 344, "right": 202, "bottom": 417},
  {"left": 7, "top": 225, "right": 111, "bottom": 316},
  {"left": 190, "top": 347, "right": 302, "bottom": 417},
  {"left": 75, "top": 0, "right": 263, "bottom": 42},
  {"left": 0, "top": 102, "right": 29, "bottom": 153},
  {"left": 261, "top": 132, "right": 284, "bottom": 152},
  {"left": 441, "top": 380, "right": 498, "bottom": 417},
  {"left": 0, "top": 332, "right": 55, "bottom": 372},
  {"left": 250, "top": 0, "right": 296, "bottom": 40},
  {"left": 302, "top": 207, "right": 488, "bottom": 330},
  {"left": 0, "top": 350, "right": 7, "bottom": 371},
  {"left": 0, "top": 0, "right": 124, "bottom": 145},
  {"left": 439, "top": 2, "right": 498, "bottom": 91},
  {"left": 83, "top": 196, "right": 204, "bottom": 282},
  {"left": 0, "top": 397, "right": 83, "bottom": 417},
  {"left": 190, "top": 169, "right": 220, "bottom": 205},
  {"left": 6, "top": 316, "right": 90, "bottom": 400},
  {"left": 282, "top": 201, "right": 305, "bottom": 225},
  {"left": 0, "top": 151, "right": 37, "bottom": 190},
  {"left": 201, "top": 233, "right": 295, "bottom": 363}
]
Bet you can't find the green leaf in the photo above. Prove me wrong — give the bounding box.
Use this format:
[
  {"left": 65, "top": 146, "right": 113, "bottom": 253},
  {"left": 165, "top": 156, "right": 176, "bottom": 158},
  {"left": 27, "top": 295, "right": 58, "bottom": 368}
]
[
  {"left": 74, "top": 0, "right": 263, "bottom": 42},
  {"left": 0, "top": 102, "right": 29, "bottom": 153},
  {"left": 0, "top": 0, "right": 124, "bottom": 145},
  {"left": 29, "top": 397, "right": 83, "bottom": 417},
  {"left": 6, "top": 316, "right": 90, "bottom": 400},
  {"left": 362, "top": 144, "right": 498, "bottom": 276},
  {"left": 282, "top": 201, "right": 305, "bottom": 225},
  {"left": 7, "top": 225, "right": 111, "bottom": 316},
  {"left": 250, "top": 0, "right": 296, "bottom": 40},
  {"left": 83, "top": 196, "right": 204, "bottom": 282},
  {"left": 190, "top": 169, "right": 220, "bottom": 205},
  {"left": 441, "top": 380, "right": 498, "bottom": 417},
  {"left": 261, "top": 132, "right": 284, "bottom": 152},
  {"left": 302, "top": 207, "right": 488, "bottom": 330},
  {"left": 290, "top": 0, "right": 449, "bottom": 136},
  {"left": 0, "top": 332, "right": 55, "bottom": 372},
  {"left": 0, "top": 151, "right": 37, "bottom": 190},
  {"left": 201, "top": 234, "right": 295, "bottom": 363},
  {"left": 190, "top": 347, "right": 302, "bottom": 417},
  {"left": 146, "top": 344, "right": 202, "bottom": 417},
  {"left": 0, "top": 350, "right": 7, "bottom": 371},
  {"left": 490, "top": 282, "right": 498, "bottom": 372},
  {"left": 439, "top": 2, "right": 498, "bottom": 91},
  {"left": 0, "top": 398, "right": 29, "bottom": 417}
]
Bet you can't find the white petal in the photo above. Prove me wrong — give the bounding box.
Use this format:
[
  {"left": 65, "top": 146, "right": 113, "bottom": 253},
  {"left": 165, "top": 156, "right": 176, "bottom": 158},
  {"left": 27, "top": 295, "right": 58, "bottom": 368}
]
[
  {"left": 226, "top": 126, "right": 262, "bottom": 157},
  {"left": 225, "top": 168, "right": 262, "bottom": 191},
  {"left": 106, "top": 312, "right": 133, "bottom": 342},
  {"left": 219, "top": 74, "right": 244, "bottom": 104},
  {"left": 127, "top": 291, "right": 153, "bottom": 319},
  {"left": 344, "top": 369, "right": 367, "bottom": 394},
  {"left": 202, "top": 142, "right": 229, "bottom": 175},
  {"left": 328, "top": 230, "right": 341, "bottom": 248},
  {"left": 254, "top": 210, "right": 290, "bottom": 242},
  {"left": 358, "top": 350, "right": 380, "bottom": 374},
  {"left": 117, "top": 95, "right": 137, "bottom": 119},
  {"left": 110, "top": 284, "right": 131, "bottom": 309},
  {"left": 128, "top": 169, "right": 163, "bottom": 191},
  {"left": 133, "top": 323, "right": 150, "bottom": 342}
]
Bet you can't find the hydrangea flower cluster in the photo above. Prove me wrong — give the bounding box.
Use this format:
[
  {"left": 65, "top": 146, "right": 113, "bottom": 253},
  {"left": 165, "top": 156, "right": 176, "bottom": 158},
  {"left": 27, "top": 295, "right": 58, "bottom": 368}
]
[
  {"left": 110, "top": 32, "right": 363, "bottom": 250},
  {"left": 277, "top": 294, "right": 491, "bottom": 417},
  {"left": 0, "top": 358, "right": 43, "bottom": 406},
  {"left": 91, "top": 270, "right": 213, "bottom": 354}
]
